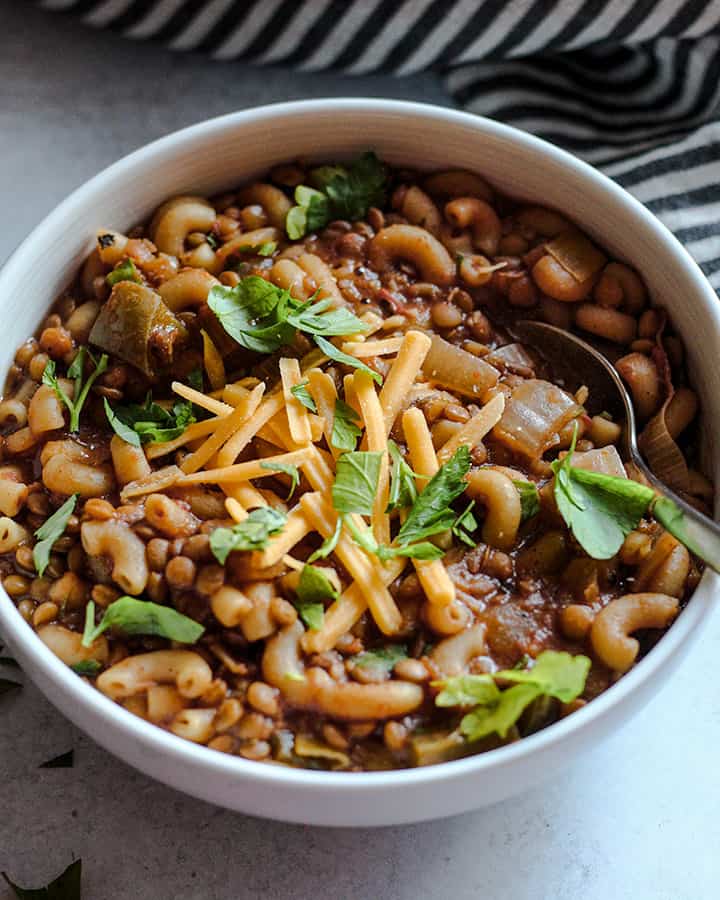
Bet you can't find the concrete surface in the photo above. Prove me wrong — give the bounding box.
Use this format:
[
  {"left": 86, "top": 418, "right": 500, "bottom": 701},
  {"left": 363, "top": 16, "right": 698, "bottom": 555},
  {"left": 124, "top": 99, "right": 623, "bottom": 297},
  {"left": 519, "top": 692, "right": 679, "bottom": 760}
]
[{"left": 1, "top": 4, "right": 719, "bottom": 898}]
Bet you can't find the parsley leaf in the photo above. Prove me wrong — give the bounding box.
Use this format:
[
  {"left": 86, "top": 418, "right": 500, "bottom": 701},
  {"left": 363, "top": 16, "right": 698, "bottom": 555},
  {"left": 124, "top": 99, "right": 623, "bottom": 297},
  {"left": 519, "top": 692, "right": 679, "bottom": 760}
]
[
  {"left": 207, "top": 276, "right": 366, "bottom": 353},
  {"left": 106, "top": 258, "right": 141, "bottom": 286},
  {"left": 386, "top": 440, "right": 419, "bottom": 513},
  {"left": 33, "top": 495, "right": 77, "bottom": 577},
  {"left": 354, "top": 644, "right": 407, "bottom": 674},
  {"left": 396, "top": 446, "right": 471, "bottom": 546},
  {"left": 460, "top": 683, "right": 541, "bottom": 741},
  {"left": 43, "top": 347, "right": 108, "bottom": 433},
  {"left": 286, "top": 186, "right": 332, "bottom": 239},
  {"left": 331, "top": 451, "right": 383, "bottom": 516},
  {"left": 104, "top": 393, "right": 194, "bottom": 445},
  {"left": 260, "top": 461, "right": 300, "bottom": 501},
  {"left": 290, "top": 382, "right": 317, "bottom": 413},
  {"left": 308, "top": 517, "right": 342, "bottom": 562},
  {"left": 209, "top": 507, "right": 287, "bottom": 564},
  {"left": 287, "top": 153, "right": 387, "bottom": 238},
  {"left": 207, "top": 276, "right": 295, "bottom": 353},
  {"left": 82, "top": 597, "right": 203, "bottom": 648},
  {"left": 295, "top": 602, "right": 324, "bottom": 631},
  {"left": 513, "top": 479, "right": 541, "bottom": 522},
  {"left": 331, "top": 399, "right": 362, "bottom": 452},
  {"left": 496, "top": 650, "right": 591, "bottom": 703},
  {"left": 380, "top": 541, "right": 445, "bottom": 561},
  {"left": 287, "top": 298, "right": 368, "bottom": 338},
  {"left": 2, "top": 859, "right": 82, "bottom": 899},
  {"left": 343, "top": 516, "right": 444, "bottom": 562},
  {"left": 434, "top": 650, "right": 591, "bottom": 742},
  {"left": 314, "top": 335, "right": 382, "bottom": 384},
  {"left": 650, "top": 495, "right": 719, "bottom": 565},
  {"left": 451, "top": 500, "right": 478, "bottom": 547},
  {"left": 434, "top": 674, "right": 500, "bottom": 708},
  {"left": 551, "top": 428, "right": 654, "bottom": 559},
  {"left": 103, "top": 397, "right": 140, "bottom": 446},
  {"left": 70, "top": 660, "right": 101, "bottom": 677},
  {"left": 294, "top": 564, "right": 338, "bottom": 630}
]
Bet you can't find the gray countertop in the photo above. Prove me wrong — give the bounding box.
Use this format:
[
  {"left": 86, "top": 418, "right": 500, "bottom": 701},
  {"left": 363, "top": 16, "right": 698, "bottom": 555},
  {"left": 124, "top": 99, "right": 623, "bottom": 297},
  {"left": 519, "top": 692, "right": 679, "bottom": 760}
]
[{"left": 1, "top": 5, "right": 719, "bottom": 898}]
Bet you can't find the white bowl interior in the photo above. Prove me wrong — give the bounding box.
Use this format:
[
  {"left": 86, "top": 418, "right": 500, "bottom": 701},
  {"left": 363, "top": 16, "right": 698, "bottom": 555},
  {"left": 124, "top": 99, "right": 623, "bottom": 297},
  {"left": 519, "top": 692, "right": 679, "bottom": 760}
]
[{"left": 1, "top": 100, "right": 718, "bottom": 826}]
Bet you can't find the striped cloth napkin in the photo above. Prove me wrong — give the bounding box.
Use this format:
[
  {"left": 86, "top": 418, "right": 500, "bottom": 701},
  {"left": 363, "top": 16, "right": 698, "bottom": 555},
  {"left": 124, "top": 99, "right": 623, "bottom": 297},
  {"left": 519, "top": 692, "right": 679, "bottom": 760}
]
[{"left": 40, "top": 0, "right": 720, "bottom": 289}]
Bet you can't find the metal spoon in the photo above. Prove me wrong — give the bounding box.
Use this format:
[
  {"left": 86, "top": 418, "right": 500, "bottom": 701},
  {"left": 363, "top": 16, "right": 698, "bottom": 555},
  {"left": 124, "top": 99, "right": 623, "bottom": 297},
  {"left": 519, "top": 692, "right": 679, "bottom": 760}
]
[{"left": 509, "top": 319, "right": 720, "bottom": 572}]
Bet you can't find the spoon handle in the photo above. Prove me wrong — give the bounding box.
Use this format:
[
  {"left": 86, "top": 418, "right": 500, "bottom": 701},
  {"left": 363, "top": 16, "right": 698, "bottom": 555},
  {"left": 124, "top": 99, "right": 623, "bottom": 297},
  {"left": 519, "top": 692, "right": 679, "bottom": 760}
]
[{"left": 634, "top": 458, "right": 720, "bottom": 574}]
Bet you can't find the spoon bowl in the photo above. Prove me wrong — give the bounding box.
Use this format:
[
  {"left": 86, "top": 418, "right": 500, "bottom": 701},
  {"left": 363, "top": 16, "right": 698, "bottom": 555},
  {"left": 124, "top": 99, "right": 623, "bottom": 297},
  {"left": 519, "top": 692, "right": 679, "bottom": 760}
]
[{"left": 510, "top": 319, "right": 720, "bottom": 571}]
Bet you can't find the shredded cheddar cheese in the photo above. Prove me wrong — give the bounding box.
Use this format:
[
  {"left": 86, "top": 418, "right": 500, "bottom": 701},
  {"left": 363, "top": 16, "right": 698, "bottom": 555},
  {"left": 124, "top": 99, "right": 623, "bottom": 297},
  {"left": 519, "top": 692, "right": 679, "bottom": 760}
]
[{"left": 154, "top": 325, "right": 503, "bottom": 638}]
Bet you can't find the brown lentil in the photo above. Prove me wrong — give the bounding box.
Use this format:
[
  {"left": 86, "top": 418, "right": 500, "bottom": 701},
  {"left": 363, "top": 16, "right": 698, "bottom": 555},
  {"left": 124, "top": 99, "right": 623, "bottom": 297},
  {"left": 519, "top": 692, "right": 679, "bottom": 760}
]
[{"left": 165, "top": 556, "right": 196, "bottom": 591}]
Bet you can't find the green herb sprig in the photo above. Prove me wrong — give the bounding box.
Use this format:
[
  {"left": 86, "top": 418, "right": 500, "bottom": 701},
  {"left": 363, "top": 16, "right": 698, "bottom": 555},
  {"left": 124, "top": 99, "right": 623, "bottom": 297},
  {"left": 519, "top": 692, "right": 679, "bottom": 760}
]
[
  {"left": 259, "top": 461, "right": 300, "bottom": 501},
  {"left": 33, "top": 495, "right": 77, "bottom": 577},
  {"left": 293, "top": 564, "right": 338, "bottom": 630},
  {"left": 514, "top": 479, "right": 541, "bottom": 522},
  {"left": 104, "top": 393, "right": 195, "bottom": 447},
  {"left": 82, "top": 597, "right": 204, "bottom": 647},
  {"left": 286, "top": 152, "right": 387, "bottom": 239},
  {"left": 435, "top": 650, "right": 590, "bottom": 742},
  {"left": 207, "top": 276, "right": 367, "bottom": 355},
  {"left": 106, "top": 258, "right": 141, "bottom": 287},
  {"left": 290, "top": 382, "right": 317, "bottom": 413},
  {"left": 330, "top": 399, "right": 362, "bottom": 452},
  {"left": 43, "top": 348, "right": 108, "bottom": 433},
  {"left": 209, "top": 507, "right": 287, "bottom": 564}
]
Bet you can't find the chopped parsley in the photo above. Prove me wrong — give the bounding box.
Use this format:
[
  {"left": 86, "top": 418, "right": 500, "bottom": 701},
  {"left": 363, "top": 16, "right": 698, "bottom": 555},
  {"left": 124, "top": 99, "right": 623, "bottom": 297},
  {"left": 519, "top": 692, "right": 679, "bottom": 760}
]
[
  {"left": 513, "top": 479, "right": 541, "bottom": 522},
  {"left": 103, "top": 392, "right": 195, "bottom": 446},
  {"left": 207, "top": 276, "right": 367, "bottom": 354},
  {"left": 33, "top": 495, "right": 77, "bottom": 577},
  {"left": 330, "top": 399, "right": 362, "bottom": 452},
  {"left": 106, "top": 258, "right": 141, "bottom": 286},
  {"left": 395, "top": 446, "right": 471, "bottom": 546},
  {"left": 82, "top": 597, "right": 204, "bottom": 647},
  {"left": 259, "top": 461, "right": 300, "bottom": 501},
  {"left": 209, "top": 507, "right": 287, "bottom": 564},
  {"left": 293, "top": 564, "right": 338, "bottom": 630},
  {"left": 286, "top": 152, "right": 387, "bottom": 239},
  {"left": 290, "top": 382, "right": 317, "bottom": 413},
  {"left": 43, "top": 347, "right": 108, "bottom": 433},
  {"left": 435, "top": 650, "right": 590, "bottom": 742}
]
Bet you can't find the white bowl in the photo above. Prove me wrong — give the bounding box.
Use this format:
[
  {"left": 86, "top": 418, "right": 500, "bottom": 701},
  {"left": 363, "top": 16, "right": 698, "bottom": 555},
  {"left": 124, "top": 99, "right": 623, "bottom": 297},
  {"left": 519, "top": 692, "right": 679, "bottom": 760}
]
[{"left": 1, "top": 99, "right": 718, "bottom": 827}]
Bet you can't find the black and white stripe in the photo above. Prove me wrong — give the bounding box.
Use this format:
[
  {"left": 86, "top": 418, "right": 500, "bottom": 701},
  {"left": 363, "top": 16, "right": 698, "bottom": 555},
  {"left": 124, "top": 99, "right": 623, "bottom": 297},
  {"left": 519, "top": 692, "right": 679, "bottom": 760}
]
[{"left": 38, "top": 0, "right": 720, "bottom": 286}]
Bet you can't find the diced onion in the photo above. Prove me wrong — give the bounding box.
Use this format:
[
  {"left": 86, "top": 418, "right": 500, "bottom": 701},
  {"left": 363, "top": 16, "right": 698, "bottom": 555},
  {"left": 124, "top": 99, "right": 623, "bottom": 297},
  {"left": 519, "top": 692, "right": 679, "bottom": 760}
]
[
  {"left": 571, "top": 446, "right": 626, "bottom": 479},
  {"left": 421, "top": 334, "right": 499, "bottom": 398},
  {"left": 493, "top": 379, "right": 582, "bottom": 457},
  {"left": 486, "top": 342, "right": 536, "bottom": 373},
  {"left": 545, "top": 231, "right": 606, "bottom": 283}
]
